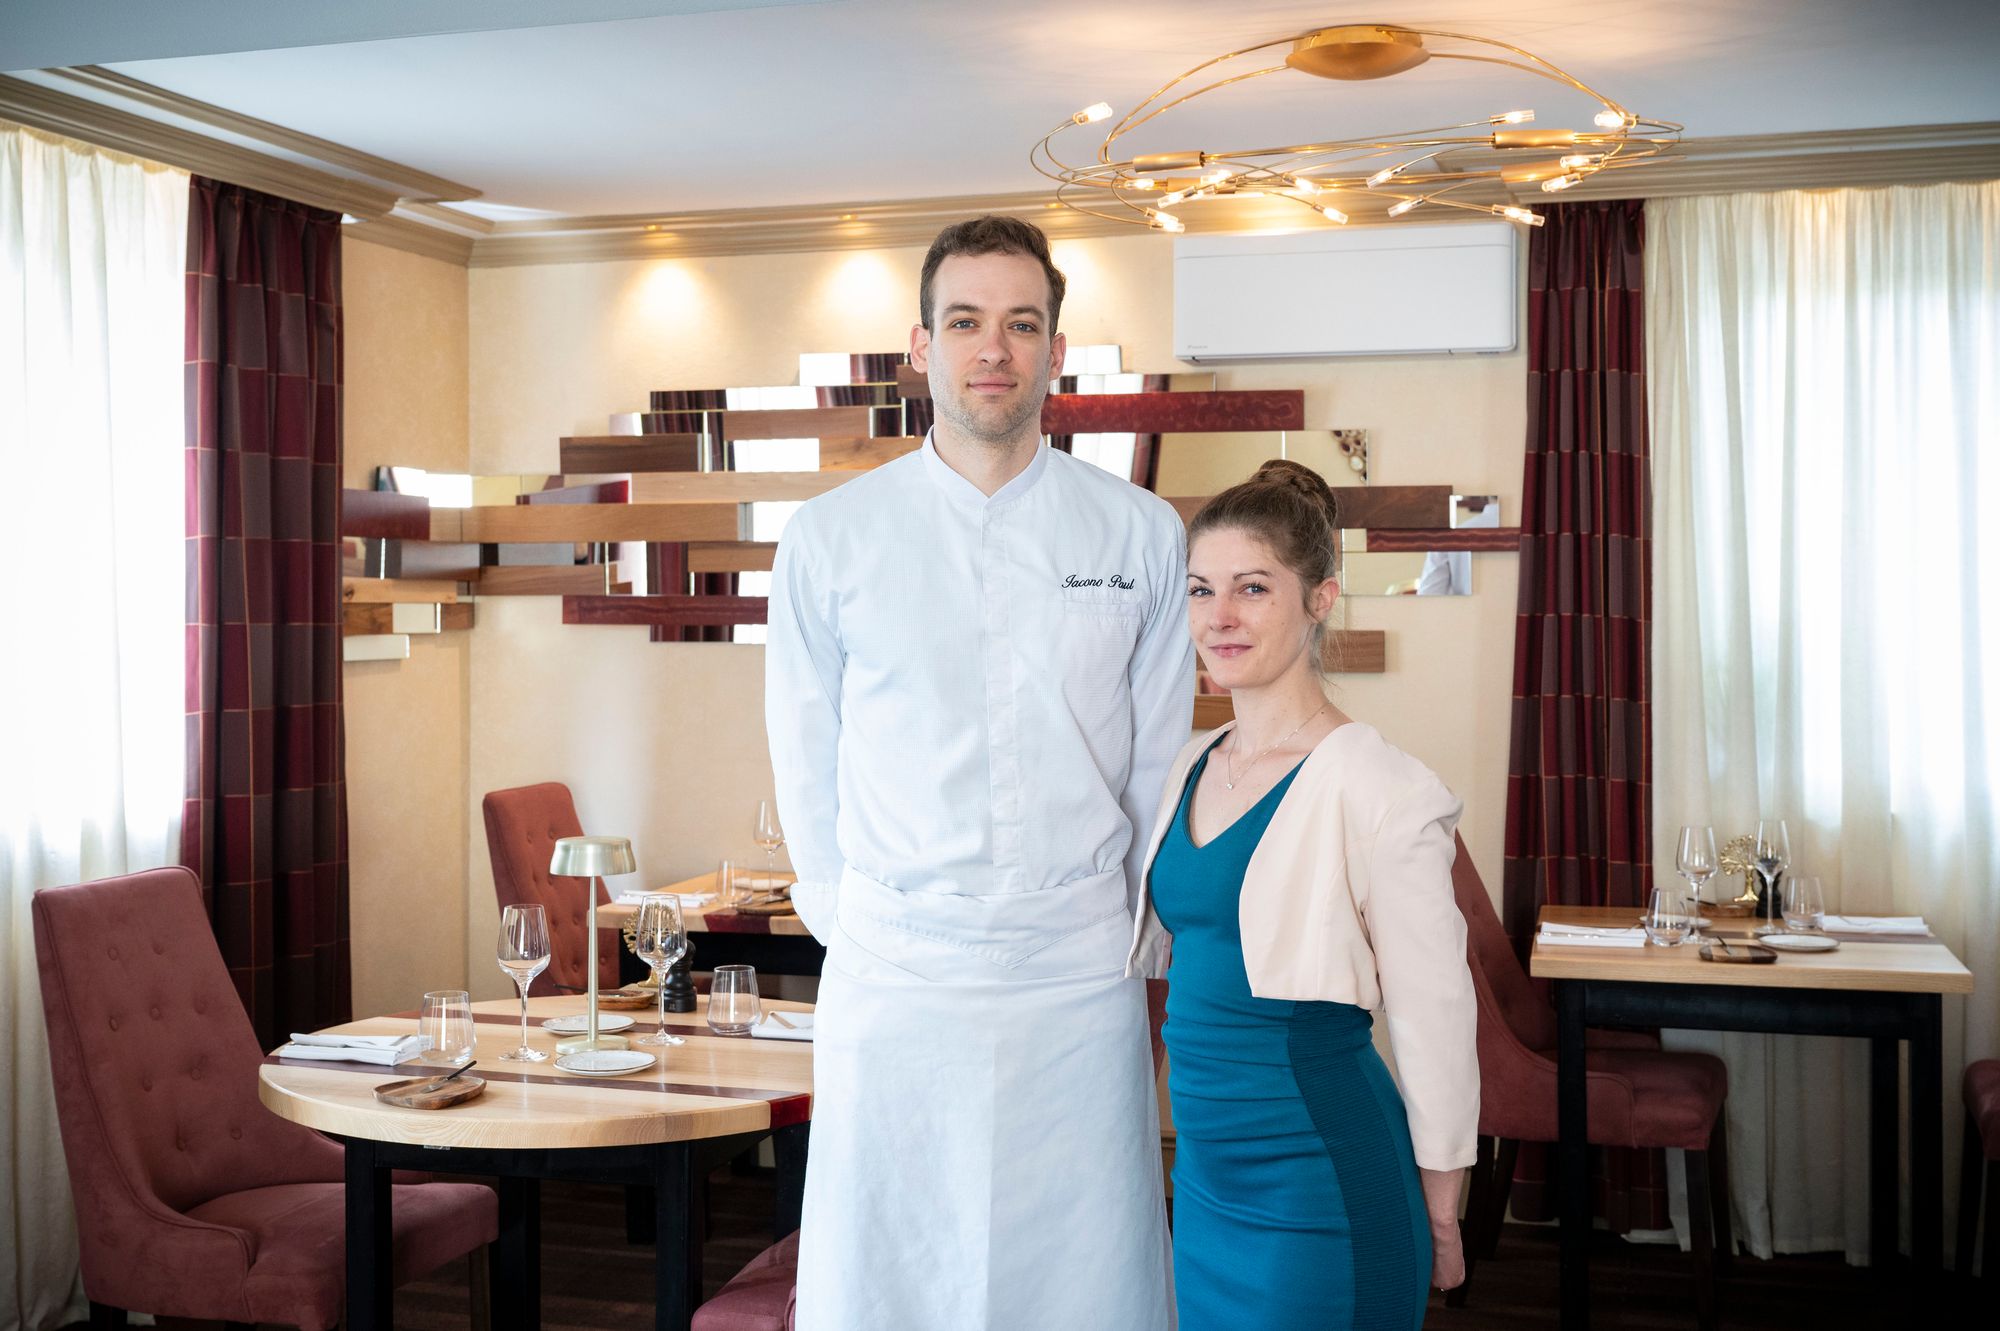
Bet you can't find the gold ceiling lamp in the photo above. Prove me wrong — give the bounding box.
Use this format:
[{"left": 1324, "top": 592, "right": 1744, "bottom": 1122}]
[{"left": 1033, "top": 23, "right": 1681, "bottom": 232}]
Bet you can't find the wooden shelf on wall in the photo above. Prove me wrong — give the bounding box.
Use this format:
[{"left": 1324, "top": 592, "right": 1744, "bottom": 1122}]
[
  {"left": 343, "top": 577, "right": 458, "bottom": 604},
  {"left": 557, "top": 434, "right": 702, "bottom": 474}
]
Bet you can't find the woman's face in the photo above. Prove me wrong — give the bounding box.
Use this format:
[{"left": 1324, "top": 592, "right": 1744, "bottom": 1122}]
[{"left": 1186, "top": 526, "right": 1337, "bottom": 692}]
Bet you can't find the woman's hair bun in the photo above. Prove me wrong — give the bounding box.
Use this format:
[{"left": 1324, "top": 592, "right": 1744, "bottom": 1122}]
[{"left": 1250, "top": 458, "right": 1338, "bottom": 523}]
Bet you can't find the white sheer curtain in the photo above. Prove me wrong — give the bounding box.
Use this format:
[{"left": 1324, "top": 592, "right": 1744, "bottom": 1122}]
[
  {"left": 1647, "top": 181, "right": 2000, "bottom": 1265},
  {"left": 1, "top": 124, "right": 188, "bottom": 1331}
]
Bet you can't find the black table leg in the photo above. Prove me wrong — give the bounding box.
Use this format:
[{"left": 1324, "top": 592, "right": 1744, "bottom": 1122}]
[
  {"left": 344, "top": 1137, "right": 393, "bottom": 1331},
  {"left": 653, "top": 1143, "right": 694, "bottom": 1331},
  {"left": 1910, "top": 994, "right": 1944, "bottom": 1277},
  {"left": 772, "top": 1122, "right": 810, "bottom": 1239},
  {"left": 1872, "top": 1036, "right": 1900, "bottom": 1270},
  {"left": 1556, "top": 979, "right": 1590, "bottom": 1331},
  {"left": 495, "top": 1176, "right": 541, "bottom": 1331}
]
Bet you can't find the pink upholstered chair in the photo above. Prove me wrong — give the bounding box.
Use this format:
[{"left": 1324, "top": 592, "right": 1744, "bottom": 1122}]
[
  {"left": 483, "top": 781, "right": 619, "bottom": 997},
  {"left": 1958, "top": 1058, "right": 2000, "bottom": 1279},
  {"left": 1446, "top": 835, "right": 1731, "bottom": 1329},
  {"left": 692, "top": 978, "right": 1173, "bottom": 1330},
  {"left": 32, "top": 865, "right": 498, "bottom": 1329}
]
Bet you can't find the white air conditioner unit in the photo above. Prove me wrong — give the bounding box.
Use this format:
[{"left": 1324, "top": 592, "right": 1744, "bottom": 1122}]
[{"left": 1173, "top": 221, "right": 1518, "bottom": 361}]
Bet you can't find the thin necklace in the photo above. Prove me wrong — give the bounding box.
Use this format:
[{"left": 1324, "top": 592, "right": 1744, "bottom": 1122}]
[{"left": 1223, "top": 702, "right": 1327, "bottom": 791}]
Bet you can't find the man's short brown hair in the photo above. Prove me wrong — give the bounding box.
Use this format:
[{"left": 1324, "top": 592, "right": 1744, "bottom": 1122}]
[{"left": 918, "top": 215, "right": 1067, "bottom": 334}]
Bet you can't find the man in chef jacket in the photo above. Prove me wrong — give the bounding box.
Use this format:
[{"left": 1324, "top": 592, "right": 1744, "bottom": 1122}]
[{"left": 765, "top": 215, "right": 1192, "bottom": 1331}]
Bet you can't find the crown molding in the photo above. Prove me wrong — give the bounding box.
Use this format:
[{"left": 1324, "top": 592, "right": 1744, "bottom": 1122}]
[
  {"left": 0, "top": 73, "right": 400, "bottom": 218},
  {"left": 49, "top": 66, "right": 482, "bottom": 204},
  {"left": 343, "top": 214, "right": 477, "bottom": 266}
]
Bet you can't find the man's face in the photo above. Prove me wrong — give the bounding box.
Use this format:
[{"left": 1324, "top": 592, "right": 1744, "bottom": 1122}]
[{"left": 911, "top": 251, "right": 1066, "bottom": 447}]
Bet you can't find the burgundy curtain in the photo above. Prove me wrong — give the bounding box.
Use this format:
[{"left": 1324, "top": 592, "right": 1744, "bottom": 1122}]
[
  {"left": 1503, "top": 197, "right": 1653, "bottom": 935},
  {"left": 181, "top": 177, "right": 351, "bottom": 1048},
  {"left": 1500, "top": 197, "right": 1662, "bottom": 1234}
]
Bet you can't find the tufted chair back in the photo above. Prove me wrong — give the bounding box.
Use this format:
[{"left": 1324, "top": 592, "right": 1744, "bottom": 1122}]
[
  {"left": 1448, "top": 832, "right": 1558, "bottom": 1052},
  {"left": 482, "top": 782, "right": 618, "bottom": 996},
  {"left": 32, "top": 868, "right": 346, "bottom": 1276}
]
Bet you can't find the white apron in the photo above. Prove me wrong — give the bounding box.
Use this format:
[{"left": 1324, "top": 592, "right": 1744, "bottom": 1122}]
[{"left": 795, "top": 868, "right": 1174, "bottom": 1331}]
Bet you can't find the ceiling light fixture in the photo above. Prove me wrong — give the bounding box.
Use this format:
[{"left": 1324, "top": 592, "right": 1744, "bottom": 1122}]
[{"left": 1033, "top": 22, "right": 1680, "bottom": 231}]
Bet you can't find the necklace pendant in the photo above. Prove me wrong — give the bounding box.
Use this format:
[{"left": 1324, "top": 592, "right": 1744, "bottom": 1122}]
[{"left": 1224, "top": 780, "right": 1234, "bottom": 790}]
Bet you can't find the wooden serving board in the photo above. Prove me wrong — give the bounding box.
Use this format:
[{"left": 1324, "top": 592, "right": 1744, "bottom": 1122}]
[
  {"left": 735, "top": 899, "right": 798, "bottom": 917},
  {"left": 373, "top": 1073, "right": 486, "bottom": 1108},
  {"left": 597, "top": 989, "right": 659, "bottom": 1010}
]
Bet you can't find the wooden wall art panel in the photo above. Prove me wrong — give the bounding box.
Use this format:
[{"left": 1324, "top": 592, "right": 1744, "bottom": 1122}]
[
  {"left": 1363, "top": 527, "right": 1523, "bottom": 553},
  {"left": 456, "top": 503, "right": 738, "bottom": 544},
  {"left": 720, "top": 406, "right": 872, "bottom": 441},
  {"left": 562, "top": 595, "right": 769, "bottom": 629},
  {"left": 342, "top": 489, "right": 434, "bottom": 540},
  {"left": 557, "top": 435, "right": 702, "bottom": 474},
  {"left": 1043, "top": 390, "right": 1305, "bottom": 434}
]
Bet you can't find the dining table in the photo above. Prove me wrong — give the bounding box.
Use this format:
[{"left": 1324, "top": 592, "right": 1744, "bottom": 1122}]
[
  {"left": 1530, "top": 905, "right": 1974, "bottom": 1330},
  {"left": 258, "top": 993, "right": 814, "bottom": 1331},
  {"left": 602, "top": 871, "right": 825, "bottom": 977}
]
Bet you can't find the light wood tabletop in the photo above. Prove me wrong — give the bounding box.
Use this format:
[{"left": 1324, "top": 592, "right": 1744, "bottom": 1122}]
[
  {"left": 600, "top": 871, "right": 814, "bottom": 937},
  {"left": 1529, "top": 905, "right": 1973, "bottom": 993},
  {"left": 258, "top": 995, "right": 813, "bottom": 1151}
]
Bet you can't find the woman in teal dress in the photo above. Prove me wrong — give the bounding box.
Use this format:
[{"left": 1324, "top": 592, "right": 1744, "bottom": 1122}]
[{"left": 1127, "top": 460, "right": 1478, "bottom": 1330}]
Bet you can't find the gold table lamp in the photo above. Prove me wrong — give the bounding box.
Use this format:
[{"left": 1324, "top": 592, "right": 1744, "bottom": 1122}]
[{"left": 548, "top": 834, "right": 638, "bottom": 1054}]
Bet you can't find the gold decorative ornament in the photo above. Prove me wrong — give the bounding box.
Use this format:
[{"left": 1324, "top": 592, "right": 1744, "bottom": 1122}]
[
  {"left": 1033, "top": 23, "right": 1680, "bottom": 232},
  {"left": 1717, "top": 835, "right": 1764, "bottom": 906}
]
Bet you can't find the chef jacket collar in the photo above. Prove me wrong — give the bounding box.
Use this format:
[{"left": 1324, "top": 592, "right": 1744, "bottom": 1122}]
[{"left": 921, "top": 428, "right": 1051, "bottom": 513}]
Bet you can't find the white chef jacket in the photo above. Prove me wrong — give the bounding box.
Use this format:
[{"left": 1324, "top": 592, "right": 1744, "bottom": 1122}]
[
  {"left": 765, "top": 432, "right": 1195, "bottom": 949},
  {"left": 767, "top": 434, "right": 1190, "bottom": 1330}
]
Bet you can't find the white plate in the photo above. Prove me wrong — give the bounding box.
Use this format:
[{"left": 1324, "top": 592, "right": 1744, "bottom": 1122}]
[
  {"left": 540, "top": 1013, "right": 635, "bottom": 1034},
  {"left": 555, "top": 1049, "right": 657, "bottom": 1077},
  {"left": 1757, "top": 933, "right": 1840, "bottom": 953},
  {"left": 737, "top": 875, "right": 791, "bottom": 892}
]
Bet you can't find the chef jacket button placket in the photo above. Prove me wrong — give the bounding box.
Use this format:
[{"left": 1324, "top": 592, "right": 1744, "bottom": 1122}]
[{"left": 983, "top": 512, "right": 1022, "bottom": 878}]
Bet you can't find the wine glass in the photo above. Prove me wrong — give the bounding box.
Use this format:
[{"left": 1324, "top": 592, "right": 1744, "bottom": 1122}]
[
  {"left": 1783, "top": 875, "right": 1825, "bottom": 933},
  {"left": 752, "top": 800, "right": 785, "bottom": 885},
  {"left": 716, "top": 858, "right": 741, "bottom": 910},
  {"left": 1753, "top": 819, "right": 1791, "bottom": 932},
  {"left": 1642, "top": 885, "right": 1694, "bottom": 947},
  {"left": 495, "top": 904, "right": 550, "bottom": 1062},
  {"left": 632, "top": 894, "right": 688, "bottom": 1048},
  {"left": 1676, "top": 825, "right": 1717, "bottom": 924}
]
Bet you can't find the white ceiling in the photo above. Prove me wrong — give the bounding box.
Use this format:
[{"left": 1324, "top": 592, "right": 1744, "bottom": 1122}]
[{"left": 9, "top": 0, "right": 2000, "bottom": 218}]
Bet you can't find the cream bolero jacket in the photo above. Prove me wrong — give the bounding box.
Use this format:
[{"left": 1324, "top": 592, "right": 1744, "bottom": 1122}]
[{"left": 1123, "top": 719, "right": 1479, "bottom": 1171}]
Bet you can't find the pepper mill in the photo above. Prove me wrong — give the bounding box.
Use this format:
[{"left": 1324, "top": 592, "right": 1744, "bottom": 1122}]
[{"left": 661, "top": 939, "right": 698, "bottom": 1012}]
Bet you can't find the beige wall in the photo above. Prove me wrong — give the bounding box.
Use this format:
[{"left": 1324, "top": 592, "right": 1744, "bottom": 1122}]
[
  {"left": 343, "top": 227, "right": 1526, "bottom": 1015},
  {"left": 341, "top": 237, "right": 472, "bottom": 1018},
  {"left": 463, "top": 233, "right": 1524, "bottom": 937}
]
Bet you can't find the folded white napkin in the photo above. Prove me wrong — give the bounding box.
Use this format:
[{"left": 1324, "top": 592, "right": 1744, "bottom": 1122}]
[
  {"left": 617, "top": 891, "right": 717, "bottom": 907},
  {"left": 1538, "top": 924, "right": 1648, "bottom": 948},
  {"left": 748, "top": 1012, "right": 814, "bottom": 1042},
  {"left": 276, "top": 1032, "right": 430, "bottom": 1065},
  {"left": 1820, "top": 914, "right": 1930, "bottom": 936}
]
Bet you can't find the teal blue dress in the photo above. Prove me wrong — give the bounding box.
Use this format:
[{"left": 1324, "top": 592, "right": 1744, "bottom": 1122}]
[{"left": 1154, "top": 738, "right": 1432, "bottom": 1330}]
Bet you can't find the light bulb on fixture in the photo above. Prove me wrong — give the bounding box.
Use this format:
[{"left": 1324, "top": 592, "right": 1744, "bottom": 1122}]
[
  {"left": 1073, "top": 102, "right": 1114, "bottom": 125},
  {"left": 1366, "top": 165, "right": 1400, "bottom": 188},
  {"left": 1491, "top": 109, "right": 1535, "bottom": 124},
  {"left": 1594, "top": 109, "right": 1637, "bottom": 129},
  {"left": 1386, "top": 197, "right": 1422, "bottom": 218},
  {"left": 1319, "top": 205, "right": 1350, "bottom": 224},
  {"left": 1541, "top": 173, "right": 1584, "bottom": 192},
  {"left": 1202, "top": 167, "right": 1234, "bottom": 186},
  {"left": 1128, "top": 178, "right": 1158, "bottom": 190},
  {"left": 1150, "top": 209, "right": 1186, "bottom": 233},
  {"left": 1559, "top": 154, "right": 1599, "bottom": 170},
  {"left": 1289, "top": 177, "right": 1320, "bottom": 195},
  {"left": 1498, "top": 205, "right": 1545, "bottom": 226},
  {"left": 1158, "top": 190, "right": 1186, "bottom": 207}
]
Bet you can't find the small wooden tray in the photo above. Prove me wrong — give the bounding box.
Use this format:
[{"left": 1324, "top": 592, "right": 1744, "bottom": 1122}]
[
  {"left": 597, "top": 989, "right": 659, "bottom": 1010},
  {"left": 1698, "top": 900, "right": 1757, "bottom": 919},
  {"left": 1699, "top": 941, "right": 1775, "bottom": 964},
  {"left": 374, "top": 1074, "right": 485, "bottom": 1109}
]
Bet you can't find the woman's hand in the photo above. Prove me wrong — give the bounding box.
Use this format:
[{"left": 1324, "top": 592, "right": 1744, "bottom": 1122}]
[
  {"left": 1418, "top": 1166, "right": 1469, "bottom": 1291},
  {"left": 1429, "top": 1218, "right": 1466, "bottom": 1290}
]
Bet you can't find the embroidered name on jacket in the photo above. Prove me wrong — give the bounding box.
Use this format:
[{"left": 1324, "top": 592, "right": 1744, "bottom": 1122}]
[{"left": 1062, "top": 574, "right": 1136, "bottom": 589}]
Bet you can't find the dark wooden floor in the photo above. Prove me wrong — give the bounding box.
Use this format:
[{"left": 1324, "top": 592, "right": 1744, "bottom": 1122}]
[{"left": 118, "top": 1170, "right": 1988, "bottom": 1329}]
